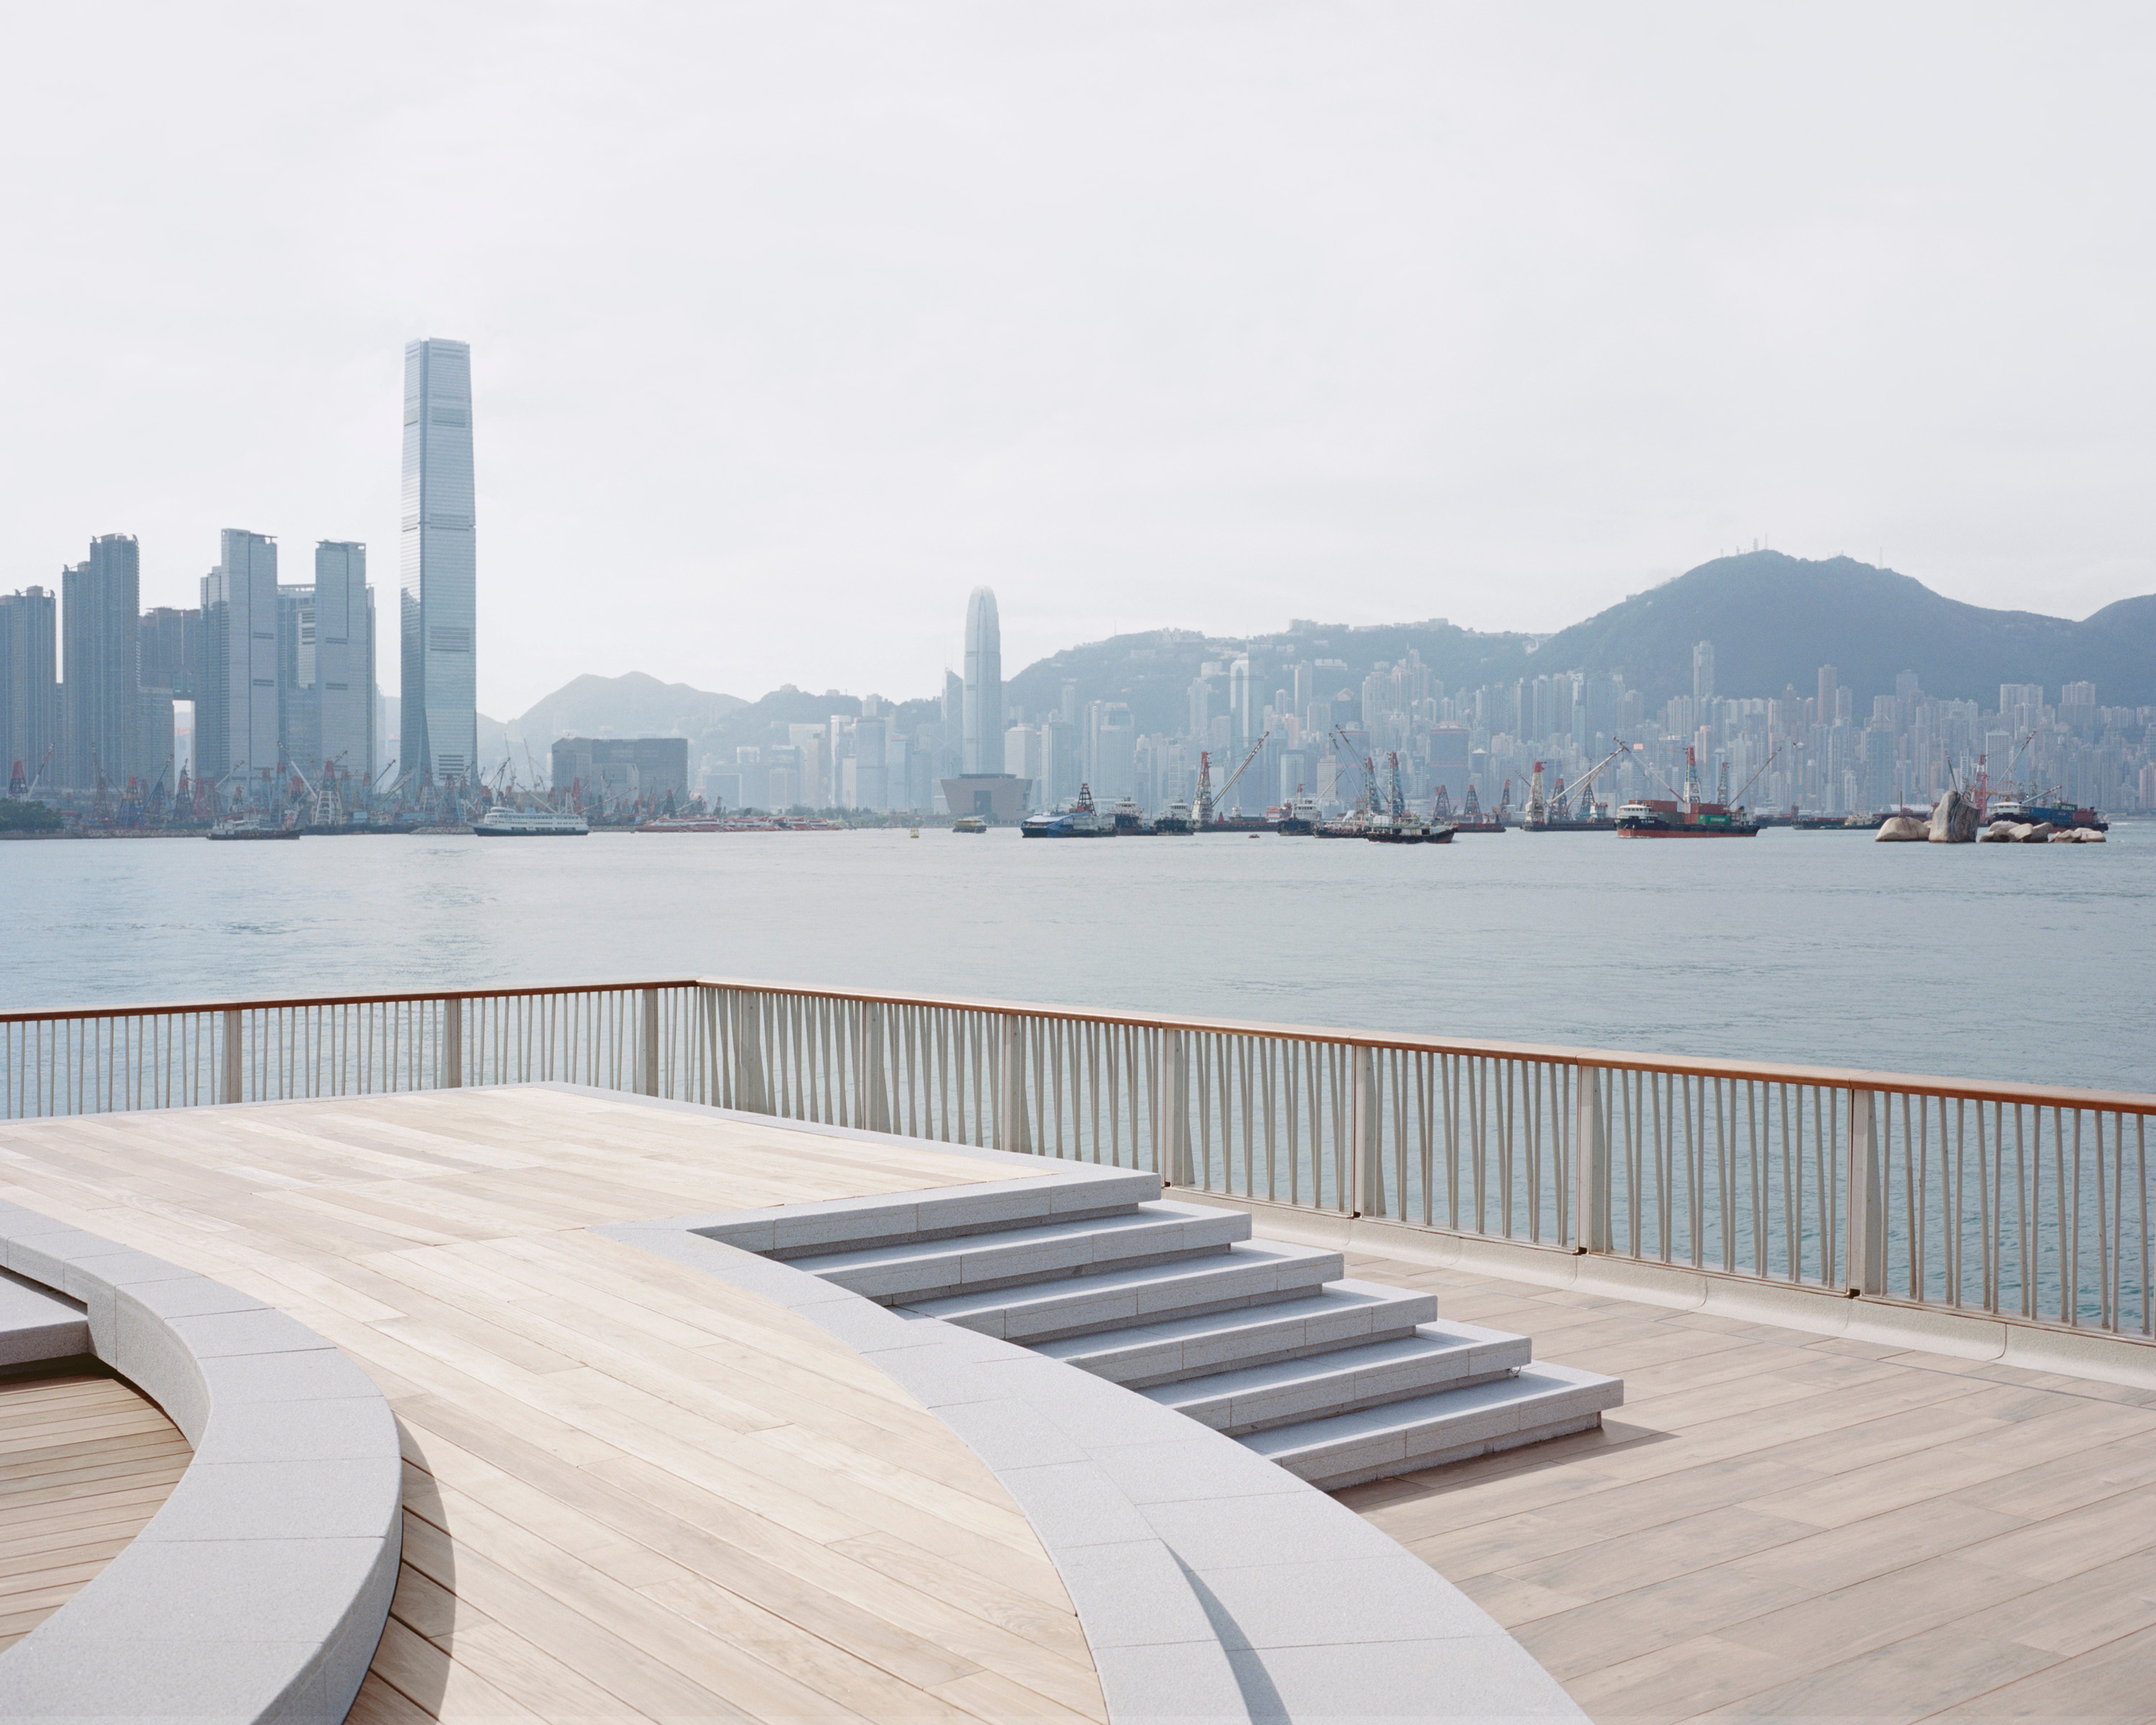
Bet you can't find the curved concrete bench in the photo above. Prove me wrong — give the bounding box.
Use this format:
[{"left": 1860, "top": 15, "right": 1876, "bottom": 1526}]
[{"left": 0, "top": 1201, "right": 402, "bottom": 1725}]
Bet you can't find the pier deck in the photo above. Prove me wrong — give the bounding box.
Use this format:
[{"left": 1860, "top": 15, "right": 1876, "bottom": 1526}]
[
  {"left": 1339, "top": 1245, "right": 2156, "bottom": 1722},
  {"left": 0, "top": 1089, "right": 1104, "bottom": 1724}
]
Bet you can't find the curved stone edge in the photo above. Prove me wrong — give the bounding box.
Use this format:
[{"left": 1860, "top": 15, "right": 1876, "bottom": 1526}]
[
  {"left": 602, "top": 1170, "right": 1586, "bottom": 1725},
  {"left": 0, "top": 1201, "right": 403, "bottom": 1725}
]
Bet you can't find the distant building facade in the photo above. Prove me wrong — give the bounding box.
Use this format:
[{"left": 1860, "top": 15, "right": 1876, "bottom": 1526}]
[
  {"left": 552, "top": 736, "right": 689, "bottom": 805},
  {"left": 963, "top": 587, "right": 1002, "bottom": 775},
  {"left": 198, "top": 530, "right": 281, "bottom": 793},
  {"left": 0, "top": 586, "right": 58, "bottom": 789},
  {"left": 61, "top": 534, "right": 142, "bottom": 789},
  {"left": 401, "top": 337, "right": 477, "bottom": 783},
  {"left": 314, "top": 542, "right": 376, "bottom": 784}
]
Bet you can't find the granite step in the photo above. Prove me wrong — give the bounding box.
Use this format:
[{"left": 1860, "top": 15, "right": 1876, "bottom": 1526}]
[
  {"left": 1139, "top": 1320, "right": 1532, "bottom": 1436},
  {"left": 903, "top": 1239, "right": 1344, "bottom": 1343},
  {"left": 1031, "top": 1280, "right": 1438, "bottom": 1388},
  {"left": 1240, "top": 1361, "right": 1624, "bottom": 1490},
  {"left": 787, "top": 1199, "right": 1248, "bottom": 1304}
]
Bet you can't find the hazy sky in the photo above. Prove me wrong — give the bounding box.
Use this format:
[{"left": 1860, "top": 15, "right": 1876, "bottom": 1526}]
[{"left": 4, "top": 3, "right": 2151, "bottom": 717}]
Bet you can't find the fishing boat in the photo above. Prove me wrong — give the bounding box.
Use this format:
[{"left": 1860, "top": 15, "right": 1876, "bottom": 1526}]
[{"left": 472, "top": 807, "right": 590, "bottom": 837}]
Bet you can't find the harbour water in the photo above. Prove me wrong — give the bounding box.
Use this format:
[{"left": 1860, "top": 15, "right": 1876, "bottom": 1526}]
[{"left": 5, "top": 823, "right": 2150, "bottom": 1096}]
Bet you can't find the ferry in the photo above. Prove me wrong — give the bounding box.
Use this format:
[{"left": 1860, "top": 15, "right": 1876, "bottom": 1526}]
[
  {"left": 1022, "top": 784, "right": 1114, "bottom": 838},
  {"left": 472, "top": 807, "right": 590, "bottom": 837},
  {"left": 1108, "top": 795, "right": 1148, "bottom": 835},
  {"left": 952, "top": 815, "right": 989, "bottom": 834},
  {"left": 1152, "top": 798, "right": 1195, "bottom": 834}
]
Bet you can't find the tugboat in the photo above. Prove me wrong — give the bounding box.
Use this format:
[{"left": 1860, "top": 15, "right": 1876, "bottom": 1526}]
[
  {"left": 1021, "top": 783, "right": 1115, "bottom": 838},
  {"left": 1275, "top": 788, "right": 1321, "bottom": 835}
]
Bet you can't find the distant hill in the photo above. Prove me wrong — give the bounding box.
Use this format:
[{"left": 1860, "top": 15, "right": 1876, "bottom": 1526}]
[
  {"left": 1533, "top": 552, "right": 2156, "bottom": 707},
  {"left": 472, "top": 555, "right": 2156, "bottom": 779}
]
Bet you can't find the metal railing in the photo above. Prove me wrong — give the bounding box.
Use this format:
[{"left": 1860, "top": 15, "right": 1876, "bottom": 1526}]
[{"left": 4, "top": 978, "right": 2151, "bottom": 1343}]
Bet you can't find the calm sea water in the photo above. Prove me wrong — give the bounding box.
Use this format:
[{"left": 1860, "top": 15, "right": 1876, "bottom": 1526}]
[{"left": 5, "top": 823, "right": 2150, "bottom": 1094}]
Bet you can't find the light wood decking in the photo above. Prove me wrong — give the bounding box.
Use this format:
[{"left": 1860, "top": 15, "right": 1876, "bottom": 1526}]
[
  {"left": 0, "top": 1367, "right": 190, "bottom": 1651},
  {"left": 1335, "top": 1246, "right": 2156, "bottom": 1723},
  {"left": 0, "top": 1089, "right": 1106, "bottom": 1724}
]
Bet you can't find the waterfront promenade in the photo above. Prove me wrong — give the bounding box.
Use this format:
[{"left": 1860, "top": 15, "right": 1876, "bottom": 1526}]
[{"left": 1, "top": 978, "right": 2153, "bottom": 1721}]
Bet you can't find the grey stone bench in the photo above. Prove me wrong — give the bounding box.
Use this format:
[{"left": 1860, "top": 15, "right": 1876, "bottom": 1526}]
[{"left": 0, "top": 1203, "right": 402, "bottom": 1724}]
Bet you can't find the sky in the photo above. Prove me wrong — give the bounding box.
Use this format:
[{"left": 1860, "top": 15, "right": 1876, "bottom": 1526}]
[{"left": 3, "top": 2, "right": 2152, "bottom": 719}]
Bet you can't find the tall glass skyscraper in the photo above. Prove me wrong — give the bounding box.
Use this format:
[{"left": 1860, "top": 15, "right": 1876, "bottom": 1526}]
[
  {"left": 963, "top": 587, "right": 1003, "bottom": 775},
  {"left": 198, "top": 530, "right": 280, "bottom": 793},
  {"left": 400, "top": 338, "right": 476, "bottom": 783}
]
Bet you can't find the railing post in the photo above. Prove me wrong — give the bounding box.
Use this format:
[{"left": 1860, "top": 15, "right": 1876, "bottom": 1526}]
[
  {"left": 998, "top": 1013, "right": 1029, "bottom": 1154},
  {"left": 1350, "top": 1045, "right": 1379, "bottom": 1217},
  {"left": 1157, "top": 1029, "right": 1190, "bottom": 1186},
  {"left": 640, "top": 988, "right": 661, "bottom": 1098},
  {"left": 220, "top": 1008, "right": 244, "bottom": 1105},
  {"left": 732, "top": 991, "right": 769, "bottom": 1114},
  {"left": 442, "top": 997, "right": 464, "bottom": 1089},
  {"left": 861, "top": 1002, "right": 888, "bottom": 1133},
  {"left": 1574, "top": 1064, "right": 1607, "bottom": 1252},
  {"left": 1847, "top": 1087, "right": 1884, "bottom": 1295}
]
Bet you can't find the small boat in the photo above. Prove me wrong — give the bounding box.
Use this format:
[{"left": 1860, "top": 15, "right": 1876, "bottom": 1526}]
[
  {"left": 207, "top": 819, "right": 300, "bottom": 841},
  {"left": 952, "top": 815, "right": 989, "bottom": 834},
  {"left": 473, "top": 807, "right": 590, "bottom": 837},
  {"left": 1153, "top": 798, "right": 1195, "bottom": 834}
]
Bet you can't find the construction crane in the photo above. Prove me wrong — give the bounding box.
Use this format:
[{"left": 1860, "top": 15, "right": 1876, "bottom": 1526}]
[
  {"left": 1728, "top": 746, "right": 1780, "bottom": 810},
  {"left": 21, "top": 745, "right": 54, "bottom": 800},
  {"left": 1330, "top": 727, "right": 1378, "bottom": 819}
]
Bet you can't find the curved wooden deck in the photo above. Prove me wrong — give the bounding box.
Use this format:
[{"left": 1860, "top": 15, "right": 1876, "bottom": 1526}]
[
  {"left": 0, "top": 1366, "right": 190, "bottom": 1651},
  {"left": 0, "top": 1089, "right": 1104, "bottom": 1724}
]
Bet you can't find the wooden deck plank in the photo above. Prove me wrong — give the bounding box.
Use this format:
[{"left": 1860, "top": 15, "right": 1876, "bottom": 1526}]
[
  {"left": 1336, "top": 1242, "right": 2156, "bottom": 1724},
  {"left": 0, "top": 1367, "right": 189, "bottom": 1645}
]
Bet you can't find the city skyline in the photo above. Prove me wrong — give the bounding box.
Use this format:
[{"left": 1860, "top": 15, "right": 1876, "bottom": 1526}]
[{"left": 4, "top": 10, "right": 2154, "bottom": 719}]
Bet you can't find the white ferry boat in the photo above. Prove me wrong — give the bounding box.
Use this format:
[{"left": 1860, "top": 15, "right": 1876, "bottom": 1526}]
[{"left": 472, "top": 807, "right": 590, "bottom": 838}]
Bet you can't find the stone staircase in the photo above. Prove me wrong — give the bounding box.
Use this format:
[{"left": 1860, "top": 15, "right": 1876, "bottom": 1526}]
[{"left": 719, "top": 1170, "right": 1621, "bottom": 1490}]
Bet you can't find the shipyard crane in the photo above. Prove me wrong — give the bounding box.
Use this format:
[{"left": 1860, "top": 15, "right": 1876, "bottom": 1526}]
[
  {"left": 1330, "top": 726, "right": 1378, "bottom": 818},
  {"left": 1552, "top": 737, "right": 1630, "bottom": 819},
  {"left": 17, "top": 745, "right": 54, "bottom": 800},
  {"left": 1208, "top": 728, "right": 1272, "bottom": 820},
  {"left": 1728, "top": 745, "right": 1780, "bottom": 810}
]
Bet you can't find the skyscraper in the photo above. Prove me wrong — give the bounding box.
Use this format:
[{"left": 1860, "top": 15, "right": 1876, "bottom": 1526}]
[
  {"left": 314, "top": 542, "right": 376, "bottom": 785},
  {"left": 61, "top": 534, "right": 141, "bottom": 789},
  {"left": 198, "top": 530, "right": 280, "bottom": 794},
  {"left": 963, "top": 587, "right": 1002, "bottom": 775},
  {"left": 0, "top": 586, "right": 58, "bottom": 789},
  {"left": 400, "top": 338, "right": 476, "bottom": 783},
  {"left": 1692, "top": 640, "right": 1716, "bottom": 706}
]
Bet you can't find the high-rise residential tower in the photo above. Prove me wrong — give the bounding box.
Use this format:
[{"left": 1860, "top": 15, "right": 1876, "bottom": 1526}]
[
  {"left": 314, "top": 542, "right": 376, "bottom": 785},
  {"left": 0, "top": 586, "right": 59, "bottom": 788},
  {"left": 1692, "top": 640, "right": 1716, "bottom": 706},
  {"left": 198, "top": 530, "right": 281, "bottom": 794},
  {"left": 400, "top": 338, "right": 476, "bottom": 783},
  {"left": 963, "top": 586, "right": 1003, "bottom": 775},
  {"left": 61, "top": 534, "right": 142, "bottom": 789}
]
